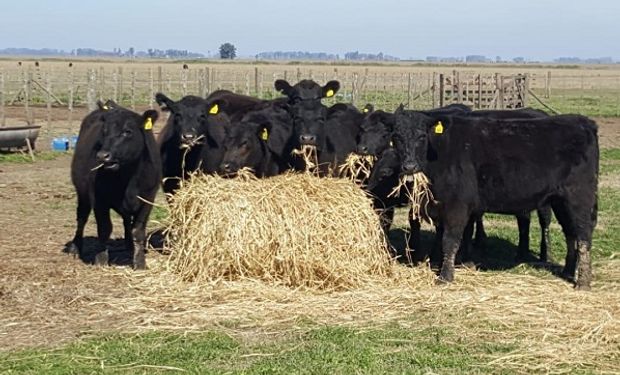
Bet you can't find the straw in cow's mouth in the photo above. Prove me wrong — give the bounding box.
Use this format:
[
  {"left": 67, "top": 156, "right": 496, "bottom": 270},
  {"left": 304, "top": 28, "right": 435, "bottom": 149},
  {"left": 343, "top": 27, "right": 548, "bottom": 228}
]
[
  {"left": 179, "top": 134, "right": 206, "bottom": 149},
  {"left": 389, "top": 172, "right": 436, "bottom": 224},
  {"left": 291, "top": 145, "right": 318, "bottom": 173},
  {"left": 338, "top": 153, "right": 376, "bottom": 184}
]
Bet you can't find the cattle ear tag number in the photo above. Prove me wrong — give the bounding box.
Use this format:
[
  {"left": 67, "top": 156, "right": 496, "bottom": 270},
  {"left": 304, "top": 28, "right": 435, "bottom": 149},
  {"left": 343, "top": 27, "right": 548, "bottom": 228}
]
[
  {"left": 434, "top": 121, "right": 444, "bottom": 134},
  {"left": 260, "top": 128, "right": 269, "bottom": 141},
  {"left": 209, "top": 104, "right": 219, "bottom": 115},
  {"left": 325, "top": 89, "right": 335, "bottom": 98},
  {"left": 144, "top": 117, "right": 153, "bottom": 130}
]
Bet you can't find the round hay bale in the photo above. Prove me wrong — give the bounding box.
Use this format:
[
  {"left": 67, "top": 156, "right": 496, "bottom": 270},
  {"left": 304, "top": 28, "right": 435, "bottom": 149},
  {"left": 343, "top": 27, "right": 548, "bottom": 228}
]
[{"left": 164, "top": 171, "right": 393, "bottom": 290}]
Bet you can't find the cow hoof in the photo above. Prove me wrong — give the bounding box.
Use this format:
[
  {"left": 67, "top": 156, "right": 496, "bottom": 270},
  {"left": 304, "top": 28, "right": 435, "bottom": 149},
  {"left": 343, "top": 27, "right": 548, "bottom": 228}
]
[
  {"left": 64, "top": 242, "right": 79, "bottom": 255},
  {"left": 94, "top": 250, "right": 109, "bottom": 266},
  {"left": 133, "top": 261, "right": 146, "bottom": 271},
  {"left": 561, "top": 268, "right": 576, "bottom": 281},
  {"left": 435, "top": 277, "right": 452, "bottom": 286}
]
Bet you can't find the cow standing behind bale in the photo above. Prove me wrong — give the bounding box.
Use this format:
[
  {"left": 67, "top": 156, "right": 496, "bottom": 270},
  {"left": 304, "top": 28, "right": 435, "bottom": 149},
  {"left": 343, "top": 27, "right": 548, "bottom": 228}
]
[
  {"left": 393, "top": 112, "right": 598, "bottom": 289},
  {"left": 65, "top": 104, "right": 161, "bottom": 269}
]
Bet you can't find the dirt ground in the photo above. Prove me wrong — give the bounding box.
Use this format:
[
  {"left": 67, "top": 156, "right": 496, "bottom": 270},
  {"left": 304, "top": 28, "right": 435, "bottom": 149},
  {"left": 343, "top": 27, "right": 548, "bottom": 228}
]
[{"left": 0, "top": 117, "right": 619, "bottom": 355}]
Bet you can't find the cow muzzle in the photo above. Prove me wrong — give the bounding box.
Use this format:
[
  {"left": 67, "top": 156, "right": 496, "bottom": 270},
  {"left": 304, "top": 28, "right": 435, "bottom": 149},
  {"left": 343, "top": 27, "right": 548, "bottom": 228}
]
[
  {"left": 401, "top": 161, "right": 421, "bottom": 175},
  {"left": 96, "top": 151, "right": 119, "bottom": 171},
  {"left": 299, "top": 134, "right": 317, "bottom": 146},
  {"left": 180, "top": 132, "right": 203, "bottom": 148}
]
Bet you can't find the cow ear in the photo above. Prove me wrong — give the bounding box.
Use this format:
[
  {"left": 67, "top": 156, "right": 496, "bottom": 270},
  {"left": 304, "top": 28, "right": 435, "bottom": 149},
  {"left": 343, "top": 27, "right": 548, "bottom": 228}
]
[
  {"left": 395, "top": 103, "right": 405, "bottom": 114},
  {"left": 104, "top": 99, "right": 118, "bottom": 110},
  {"left": 322, "top": 80, "right": 340, "bottom": 98},
  {"left": 206, "top": 99, "right": 228, "bottom": 115},
  {"left": 155, "top": 93, "right": 176, "bottom": 112},
  {"left": 362, "top": 104, "right": 374, "bottom": 114},
  {"left": 142, "top": 110, "right": 159, "bottom": 131},
  {"left": 96, "top": 100, "right": 106, "bottom": 111},
  {"left": 274, "top": 79, "right": 293, "bottom": 96}
]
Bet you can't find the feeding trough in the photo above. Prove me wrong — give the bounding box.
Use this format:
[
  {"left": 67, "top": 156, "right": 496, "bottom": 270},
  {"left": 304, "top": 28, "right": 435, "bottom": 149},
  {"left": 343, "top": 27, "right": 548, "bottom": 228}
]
[{"left": 0, "top": 125, "right": 41, "bottom": 150}]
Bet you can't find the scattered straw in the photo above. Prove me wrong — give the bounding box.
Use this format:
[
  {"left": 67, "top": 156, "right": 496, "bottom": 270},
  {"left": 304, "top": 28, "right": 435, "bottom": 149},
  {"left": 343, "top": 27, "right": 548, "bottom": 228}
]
[
  {"left": 389, "top": 172, "right": 436, "bottom": 224},
  {"left": 338, "top": 153, "right": 376, "bottom": 184},
  {"left": 291, "top": 145, "right": 319, "bottom": 173},
  {"left": 164, "top": 170, "right": 392, "bottom": 290}
]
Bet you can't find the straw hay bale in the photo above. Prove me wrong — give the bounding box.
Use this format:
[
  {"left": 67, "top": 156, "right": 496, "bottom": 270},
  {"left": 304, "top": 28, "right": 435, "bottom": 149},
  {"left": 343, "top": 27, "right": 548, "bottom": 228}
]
[{"left": 164, "top": 171, "right": 392, "bottom": 290}]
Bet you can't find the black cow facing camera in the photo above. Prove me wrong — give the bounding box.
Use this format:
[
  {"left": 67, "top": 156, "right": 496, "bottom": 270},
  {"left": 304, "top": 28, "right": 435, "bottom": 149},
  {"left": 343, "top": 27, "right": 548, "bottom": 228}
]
[{"left": 66, "top": 105, "right": 162, "bottom": 270}]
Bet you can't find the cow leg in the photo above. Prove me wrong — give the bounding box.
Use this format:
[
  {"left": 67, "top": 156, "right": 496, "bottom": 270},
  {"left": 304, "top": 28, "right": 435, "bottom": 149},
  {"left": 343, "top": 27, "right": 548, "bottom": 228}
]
[
  {"left": 516, "top": 213, "right": 531, "bottom": 262},
  {"left": 537, "top": 205, "right": 553, "bottom": 263},
  {"left": 438, "top": 211, "right": 469, "bottom": 284},
  {"left": 473, "top": 215, "right": 487, "bottom": 249},
  {"left": 131, "top": 205, "right": 154, "bottom": 270},
  {"left": 458, "top": 216, "right": 475, "bottom": 264},
  {"left": 407, "top": 207, "right": 421, "bottom": 253},
  {"left": 67, "top": 193, "right": 91, "bottom": 257},
  {"left": 93, "top": 206, "right": 112, "bottom": 266},
  {"left": 123, "top": 216, "right": 135, "bottom": 264},
  {"left": 430, "top": 224, "right": 443, "bottom": 267}
]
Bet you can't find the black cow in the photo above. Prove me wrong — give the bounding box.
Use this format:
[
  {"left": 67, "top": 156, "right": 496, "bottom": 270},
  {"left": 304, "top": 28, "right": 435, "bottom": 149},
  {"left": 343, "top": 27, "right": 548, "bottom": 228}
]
[
  {"left": 393, "top": 112, "right": 598, "bottom": 289},
  {"left": 360, "top": 107, "right": 553, "bottom": 260},
  {"left": 275, "top": 79, "right": 364, "bottom": 175},
  {"left": 66, "top": 105, "right": 161, "bottom": 269},
  {"left": 156, "top": 90, "right": 262, "bottom": 195},
  {"left": 219, "top": 100, "right": 295, "bottom": 177}
]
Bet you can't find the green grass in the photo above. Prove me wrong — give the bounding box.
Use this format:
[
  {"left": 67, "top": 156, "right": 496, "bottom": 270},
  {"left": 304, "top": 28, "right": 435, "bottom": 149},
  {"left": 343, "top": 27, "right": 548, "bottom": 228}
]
[
  {"left": 0, "top": 325, "right": 518, "bottom": 374},
  {"left": 0, "top": 151, "right": 64, "bottom": 164},
  {"left": 530, "top": 88, "right": 620, "bottom": 117}
]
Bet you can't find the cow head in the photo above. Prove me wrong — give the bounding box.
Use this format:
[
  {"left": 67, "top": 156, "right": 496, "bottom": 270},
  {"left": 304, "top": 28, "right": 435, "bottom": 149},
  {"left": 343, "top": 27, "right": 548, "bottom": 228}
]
[
  {"left": 274, "top": 79, "right": 341, "bottom": 150},
  {"left": 219, "top": 102, "right": 293, "bottom": 175},
  {"left": 357, "top": 110, "right": 395, "bottom": 156},
  {"left": 155, "top": 93, "right": 226, "bottom": 148},
  {"left": 96, "top": 108, "right": 159, "bottom": 171},
  {"left": 274, "top": 79, "right": 340, "bottom": 103},
  {"left": 366, "top": 148, "right": 401, "bottom": 192},
  {"left": 393, "top": 108, "right": 440, "bottom": 176}
]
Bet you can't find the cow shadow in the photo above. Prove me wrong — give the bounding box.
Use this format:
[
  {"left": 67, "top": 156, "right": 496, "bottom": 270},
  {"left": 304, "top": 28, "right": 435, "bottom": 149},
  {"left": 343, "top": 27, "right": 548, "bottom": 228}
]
[
  {"left": 62, "top": 230, "right": 168, "bottom": 266},
  {"left": 387, "top": 228, "right": 565, "bottom": 277}
]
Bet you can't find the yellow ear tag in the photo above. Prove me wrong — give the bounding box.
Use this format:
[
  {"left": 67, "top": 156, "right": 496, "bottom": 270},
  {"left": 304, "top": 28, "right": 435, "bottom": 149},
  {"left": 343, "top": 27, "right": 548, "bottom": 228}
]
[
  {"left": 209, "top": 104, "right": 219, "bottom": 115},
  {"left": 363, "top": 107, "right": 369, "bottom": 113},
  {"left": 260, "top": 128, "right": 269, "bottom": 141},
  {"left": 144, "top": 117, "right": 153, "bottom": 130},
  {"left": 102, "top": 105, "right": 109, "bottom": 110},
  {"left": 434, "top": 121, "right": 444, "bottom": 134},
  {"left": 325, "top": 89, "right": 334, "bottom": 98}
]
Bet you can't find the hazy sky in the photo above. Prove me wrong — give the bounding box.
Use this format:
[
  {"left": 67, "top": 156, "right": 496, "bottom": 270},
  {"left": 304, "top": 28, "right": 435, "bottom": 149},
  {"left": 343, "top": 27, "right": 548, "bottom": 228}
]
[{"left": 2, "top": 0, "right": 618, "bottom": 60}]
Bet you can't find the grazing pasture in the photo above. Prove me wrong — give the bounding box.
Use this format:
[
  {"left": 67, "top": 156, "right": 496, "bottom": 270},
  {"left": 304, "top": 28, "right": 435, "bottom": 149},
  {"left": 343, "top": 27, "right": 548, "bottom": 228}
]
[{"left": 0, "top": 60, "right": 619, "bottom": 374}]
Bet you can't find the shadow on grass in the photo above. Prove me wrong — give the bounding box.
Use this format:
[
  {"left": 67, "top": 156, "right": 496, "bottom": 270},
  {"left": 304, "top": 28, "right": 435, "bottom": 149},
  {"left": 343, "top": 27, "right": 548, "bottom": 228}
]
[
  {"left": 62, "top": 229, "right": 167, "bottom": 267},
  {"left": 388, "top": 228, "right": 567, "bottom": 280}
]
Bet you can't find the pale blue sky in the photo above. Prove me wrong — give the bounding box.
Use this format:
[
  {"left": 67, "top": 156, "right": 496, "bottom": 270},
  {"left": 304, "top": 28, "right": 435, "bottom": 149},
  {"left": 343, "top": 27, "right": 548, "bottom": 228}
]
[{"left": 1, "top": 0, "right": 618, "bottom": 60}]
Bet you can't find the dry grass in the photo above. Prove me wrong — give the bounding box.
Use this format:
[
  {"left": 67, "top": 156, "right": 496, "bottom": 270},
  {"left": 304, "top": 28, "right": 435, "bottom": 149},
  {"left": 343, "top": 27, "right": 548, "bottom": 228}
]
[
  {"left": 164, "top": 170, "right": 392, "bottom": 290},
  {"left": 290, "top": 145, "right": 319, "bottom": 173},
  {"left": 390, "top": 172, "right": 436, "bottom": 224},
  {"left": 338, "top": 153, "right": 376, "bottom": 184}
]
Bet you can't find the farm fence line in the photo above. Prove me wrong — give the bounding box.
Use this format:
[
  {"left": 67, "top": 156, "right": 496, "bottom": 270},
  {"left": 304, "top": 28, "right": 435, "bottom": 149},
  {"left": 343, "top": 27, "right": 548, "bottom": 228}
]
[{"left": 1, "top": 63, "right": 619, "bottom": 136}]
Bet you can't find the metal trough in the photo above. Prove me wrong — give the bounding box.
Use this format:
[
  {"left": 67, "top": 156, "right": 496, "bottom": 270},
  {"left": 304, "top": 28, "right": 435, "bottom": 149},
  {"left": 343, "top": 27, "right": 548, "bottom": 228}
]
[{"left": 0, "top": 126, "right": 41, "bottom": 150}]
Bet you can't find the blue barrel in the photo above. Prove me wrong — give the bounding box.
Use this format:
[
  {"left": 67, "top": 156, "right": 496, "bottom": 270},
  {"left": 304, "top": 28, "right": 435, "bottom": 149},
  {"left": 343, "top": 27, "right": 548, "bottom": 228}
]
[{"left": 51, "top": 137, "right": 70, "bottom": 151}]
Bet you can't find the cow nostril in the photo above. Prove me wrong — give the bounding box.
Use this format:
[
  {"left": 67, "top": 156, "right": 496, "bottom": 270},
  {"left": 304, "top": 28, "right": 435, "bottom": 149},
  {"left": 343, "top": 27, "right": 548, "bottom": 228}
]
[
  {"left": 97, "top": 151, "right": 111, "bottom": 162},
  {"left": 402, "top": 163, "right": 417, "bottom": 172},
  {"left": 221, "top": 163, "right": 231, "bottom": 172},
  {"left": 358, "top": 145, "right": 368, "bottom": 154}
]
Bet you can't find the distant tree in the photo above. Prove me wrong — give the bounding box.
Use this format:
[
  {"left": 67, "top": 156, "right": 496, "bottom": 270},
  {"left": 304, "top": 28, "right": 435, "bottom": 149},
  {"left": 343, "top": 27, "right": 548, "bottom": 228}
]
[
  {"left": 219, "top": 43, "right": 236, "bottom": 59},
  {"left": 128, "top": 47, "right": 135, "bottom": 57}
]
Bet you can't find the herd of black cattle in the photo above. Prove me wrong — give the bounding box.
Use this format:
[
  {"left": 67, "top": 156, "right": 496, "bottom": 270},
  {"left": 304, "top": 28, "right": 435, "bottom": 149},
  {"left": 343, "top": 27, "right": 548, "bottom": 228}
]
[{"left": 64, "top": 79, "right": 599, "bottom": 290}]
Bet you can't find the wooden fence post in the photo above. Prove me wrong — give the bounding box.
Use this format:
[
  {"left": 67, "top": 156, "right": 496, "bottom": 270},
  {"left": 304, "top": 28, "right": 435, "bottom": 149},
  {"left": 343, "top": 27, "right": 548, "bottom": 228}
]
[
  {"left": 254, "top": 67, "right": 259, "bottom": 96},
  {"left": 524, "top": 74, "right": 530, "bottom": 107},
  {"left": 0, "top": 70, "right": 5, "bottom": 127},
  {"left": 439, "top": 74, "right": 444, "bottom": 107},
  {"left": 205, "top": 67, "right": 211, "bottom": 96},
  {"left": 24, "top": 69, "right": 33, "bottom": 125},
  {"left": 157, "top": 66, "right": 163, "bottom": 93},
  {"left": 149, "top": 68, "right": 154, "bottom": 109},
  {"left": 112, "top": 68, "right": 118, "bottom": 103},
  {"left": 431, "top": 72, "right": 437, "bottom": 108},
  {"left": 495, "top": 73, "right": 504, "bottom": 109},
  {"left": 407, "top": 73, "right": 412, "bottom": 108},
  {"left": 46, "top": 72, "right": 52, "bottom": 133},
  {"left": 296, "top": 67, "right": 301, "bottom": 82},
  {"left": 87, "top": 69, "right": 96, "bottom": 111},
  {"left": 181, "top": 67, "right": 188, "bottom": 96},
  {"left": 99, "top": 66, "right": 105, "bottom": 101},
  {"left": 68, "top": 64, "right": 74, "bottom": 127},
  {"left": 130, "top": 70, "right": 136, "bottom": 110},
  {"left": 117, "top": 66, "right": 124, "bottom": 104},
  {"left": 545, "top": 71, "right": 551, "bottom": 98},
  {"left": 477, "top": 74, "right": 483, "bottom": 109}
]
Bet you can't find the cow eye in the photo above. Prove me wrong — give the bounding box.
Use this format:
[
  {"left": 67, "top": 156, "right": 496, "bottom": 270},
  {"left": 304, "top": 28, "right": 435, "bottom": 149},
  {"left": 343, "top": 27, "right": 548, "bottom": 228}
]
[{"left": 122, "top": 129, "right": 132, "bottom": 137}]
